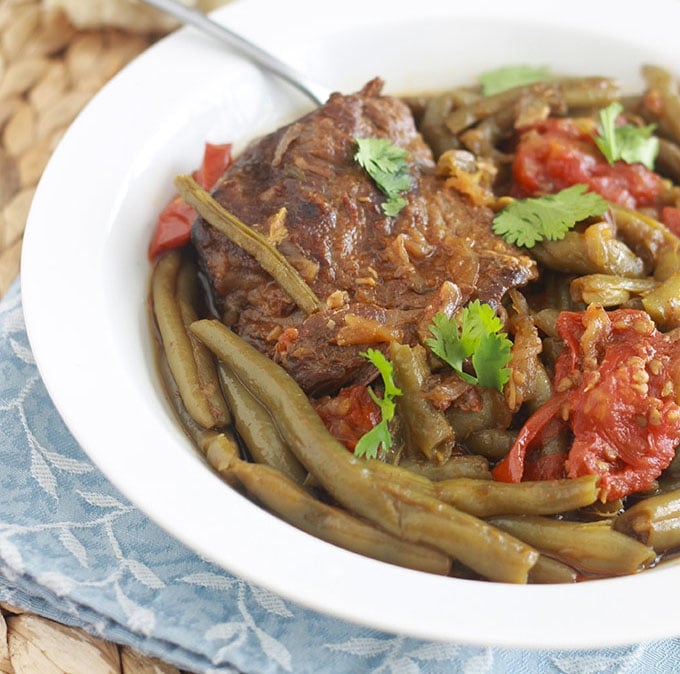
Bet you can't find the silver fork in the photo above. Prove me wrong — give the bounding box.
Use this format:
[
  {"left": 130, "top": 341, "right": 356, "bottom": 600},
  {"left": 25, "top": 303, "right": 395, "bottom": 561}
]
[{"left": 139, "top": 0, "right": 331, "bottom": 106}]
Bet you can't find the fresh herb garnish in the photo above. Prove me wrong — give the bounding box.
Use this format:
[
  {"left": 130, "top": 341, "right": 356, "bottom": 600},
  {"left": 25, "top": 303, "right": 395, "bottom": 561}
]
[
  {"left": 479, "top": 64, "right": 553, "bottom": 96},
  {"left": 492, "top": 184, "right": 609, "bottom": 248},
  {"left": 426, "top": 301, "right": 513, "bottom": 392},
  {"left": 593, "top": 101, "right": 659, "bottom": 170},
  {"left": 354, "top": 137, "right": 413, "bottom": 216},
  {"left": 354, "top": 348, "right": 402, "bottom": 459}
]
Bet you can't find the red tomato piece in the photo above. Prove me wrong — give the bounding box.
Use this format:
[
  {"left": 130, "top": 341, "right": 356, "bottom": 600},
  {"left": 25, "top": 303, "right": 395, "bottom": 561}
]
[
  {"left": 491, "top": 393, "right": 569, "bottom": 482},
  {"left": 314, "top": 385, "right": 381, "bottom": 452},
  {"left": 194, "top": 142, "right": 233, "bottom": 190},
  {"left": 512, "top": 118, "right": 666, "bottom": 210},
  {"left": 148, "top": 142, "right": 232, "bottom": 258},
  {"left": 661, "top": 206, "right": 680, "bottom": 237},
  {"left": 493, "top": 305, "right": 680, "bottom": 501}
]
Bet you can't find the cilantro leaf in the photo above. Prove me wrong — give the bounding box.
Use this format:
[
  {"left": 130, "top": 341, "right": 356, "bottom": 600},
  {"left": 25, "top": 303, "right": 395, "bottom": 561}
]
[
  {"left": 472, "top": 332, "right": 512, "bottom": 390},
  {"left": 355, "top": 137, "right": 413, "bottom": 217},
  {"left": 426, "top": 301, "right": 513, "bottom": 392},
  {"left": 354, "top": 348, "right": 403, "bottom": 460},
  {"left": 492, "top": 184, "right": 609, "bottom": 248},
  {"left": 593, "top": 101, "right": 659, "bottom": 170},
  {"left": 426, "top": 312, "right": 475, "bottom": 383},
  {"left": 479, "top": 64, "right": 553, "bottom": 96}
]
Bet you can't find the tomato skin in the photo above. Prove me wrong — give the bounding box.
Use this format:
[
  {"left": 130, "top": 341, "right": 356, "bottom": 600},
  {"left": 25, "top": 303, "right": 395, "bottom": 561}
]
[
  {"left": 661, "top": 206, "right": 680, "bottom": 237},
  {"left": 148, "top": 142, "right": 232, "bottom": 258},
  {"left": 314, "top": 385, "right": 381, "bottom": 452},
  {"left": 491, "top": 393, "right": 568, "bottom": 482},
  {"left": 493, "top": 306, "right": 680, "bottom": 501},
  {"left": 512, "top": 118, "right": 666, "bottom": 209}
]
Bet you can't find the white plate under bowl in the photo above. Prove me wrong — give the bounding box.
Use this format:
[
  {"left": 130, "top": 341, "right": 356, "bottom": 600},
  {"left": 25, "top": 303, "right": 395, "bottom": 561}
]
[{"left": 21, "top": 0, "right": 680, "bottom": 650}]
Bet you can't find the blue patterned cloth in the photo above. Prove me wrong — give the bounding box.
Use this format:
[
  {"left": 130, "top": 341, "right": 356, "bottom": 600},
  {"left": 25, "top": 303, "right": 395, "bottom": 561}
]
[{"left": 1, "top": 276, "right": 679, "bottom": 673}]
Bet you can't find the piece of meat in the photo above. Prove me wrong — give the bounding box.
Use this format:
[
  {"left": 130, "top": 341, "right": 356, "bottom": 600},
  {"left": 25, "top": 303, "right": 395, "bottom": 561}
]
[{"left": 192, "top": 78, "right": 537, "bottom": 395}]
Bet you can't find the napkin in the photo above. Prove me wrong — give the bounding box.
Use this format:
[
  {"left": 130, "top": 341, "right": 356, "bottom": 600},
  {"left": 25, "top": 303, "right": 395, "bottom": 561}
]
[{"left": 1, "top": 277, "right": 678, "bottom": 674}]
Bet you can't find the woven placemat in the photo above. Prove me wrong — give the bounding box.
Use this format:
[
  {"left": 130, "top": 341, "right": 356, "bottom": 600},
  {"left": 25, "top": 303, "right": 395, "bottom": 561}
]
[
  {"left": 0, "top": 2, "right": 198, "bottom": 672},
  {"left": 0, "top": 0, "right": 163, "bottom": 299}
]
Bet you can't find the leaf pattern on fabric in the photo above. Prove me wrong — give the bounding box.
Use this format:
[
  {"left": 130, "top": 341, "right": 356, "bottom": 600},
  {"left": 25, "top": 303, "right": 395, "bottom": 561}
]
[
  {"left": 58, "top": 528, "right": 89, "bottom": 567},
  {"left": 29, "top": 446, "right": 58, "bottom": 498}
]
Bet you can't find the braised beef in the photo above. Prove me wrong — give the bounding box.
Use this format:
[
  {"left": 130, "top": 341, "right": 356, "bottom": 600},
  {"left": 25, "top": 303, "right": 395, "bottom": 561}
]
[{"left": 192, "top": 79, "right": 537, "bottom": 395}]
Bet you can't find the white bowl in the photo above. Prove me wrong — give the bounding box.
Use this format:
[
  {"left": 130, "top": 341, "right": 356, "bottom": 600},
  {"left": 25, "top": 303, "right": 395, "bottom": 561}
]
[{"left": 21, "top": 0, "right": 680, "bottom": 649}]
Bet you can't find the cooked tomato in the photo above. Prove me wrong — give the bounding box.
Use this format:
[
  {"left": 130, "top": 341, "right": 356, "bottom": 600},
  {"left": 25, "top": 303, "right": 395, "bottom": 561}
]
[
  {"left": 512, "top": 118, "right": 666, "bottom": 210},
  {"left": 148, "top": 142, "right": 232, "bottom": 258},
  {"left": 493, "top": 305, "right": 680, "bottom": 501},
  {"left": 314, "top": 385, "right": 381, "bottom": 452},
  {"left": 661, "top": 206, "right": 680, "bottom": 237}
]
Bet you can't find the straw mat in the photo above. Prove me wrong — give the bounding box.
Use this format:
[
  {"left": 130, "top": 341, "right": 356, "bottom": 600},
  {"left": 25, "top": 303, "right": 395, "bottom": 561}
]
[{"left": 0, "top": 1, "right": 196, "bottom": 671}]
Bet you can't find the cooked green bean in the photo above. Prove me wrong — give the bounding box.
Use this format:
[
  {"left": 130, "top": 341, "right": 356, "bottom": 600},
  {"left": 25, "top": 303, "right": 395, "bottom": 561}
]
[
  {"left": 420, "top": 92, "right": 465, "bottom": 157},
  {"left": 641, "top": 271, "right": 680, "bottom": 329},
  {"left": 446, "top": 388, "right": 512, "bottom": 440},
  {"left": 657, "top": 137, "right": 680, "bottom": 183},
  {"left": 505, "top": 305, "right": 552, "bottom": 412},
  {"left": 152, "top": 251, "right": 223, "bottom": 429},
  {"left": 463, "top": 429, "right": 515, "bottom": 461},
  {"left": 217, "top": 363, "right": 307, "bottom": 485},
  {"left": 157, "top": 349, "right": 241, "bottom": 476},
  {"left": 642, "top": 64, "right": 680, "bottom": 143},
  {"left": 446, "top": 81, "right": 560, "bottom": 135},
  {"left": 175, "top": 174, "right": 322, "bottom": 315},
  {"left": 531, "top": 225, "right": 645, "bottom": 278},
  {"left": 610, "top": 204, "right": 680, "bottom": 280},
  {"left": 190, "top": 318, "right": 539, "bottom": 583},
  {"left": 176, "top": 257, "right": 231, "bottom": 426},
  {"left": 489, "top": 516, "right": 657, "bottom": 576},
  {"left": 614, "top": 489, "right": 680, "bottom": 553},
  {"left": 398, "top": 454, "right": 491, "bottom": 480},
  {"left": 227, "top": 459, "right": 452, "bottom": 575},
  {"left": 528, "top": 555, "right": 578, "bottom": 584},
  {"left": 434, "top": 475, "right": 599, "bottom": 518},
  {"left": 570, "top": 274, "right": 657, "bottom": 306},
  {"left": 389, "top": 342, "right": 454, "bottom": 461},
  {"left": 445, "top": 77, "right": 618, "bottom": 135}
]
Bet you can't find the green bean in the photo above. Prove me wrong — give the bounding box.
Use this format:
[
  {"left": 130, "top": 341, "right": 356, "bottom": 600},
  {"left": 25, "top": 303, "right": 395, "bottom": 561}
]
[
  {"left": 176, "top": 257, "right": 231, "bottom": 426},
  {"left": 398, "top": 454, "right": 491, "bottom": 481},
  {"left": 446, "top": 388, "right": 512, "bottom": 440},
  {"left": 657, "top": 137, "right": 680, "bottom": 183},
  {"left": 614, "top": 489, "right": 680, "bottom": 553},
  {"left": 532, "top": 308, "right": 561, "bottom": 338},
  {"left": 559, "top": 76, "right": 621, "bottom": 109},
  {"left": 641, "top": 64, "right": 680, "bottom": 143},
  {"left": 190, "top": 319, "right": 539, "bottom": 583},
  {"left": 489, "top": 516, "right": 656, "bottom": 576},
  {"left": 570, "top": 274, "right": 657, "bottom": 307},
  {"left": 528, "top": 555, "right": 578, "bottom": 584},
  {"left": 505, "top": 307, "right": 551, "bottom": 412},
  {"left": 217, "top": 363, "right": 307, "bottom": 485},
  {"left": 434, "top": 475, "right": 599, "bottom": 518},
  {"left": 446, "top": 81, "right": 559, "bottom": 135},
  {"left": 227, "top": 459, "right": 452, "bottom": 575},
  {"left": 641, "top": 271, "right": 680, "bottom": 329},
  {"left": 463, "top": 429, "right": 515, "bottom": 461},
  {"left": 445, "top": 77, "right": 618, "bottom": 136},
  {"left": 419, "top": 92, "right": 465, "bottom": 157},
  {"left": 157, "top": 349, "right": 241, "bottom": 476},
  {"left": 175, "top": 174, "right": 322, "bottom": 315},
  {"left": 610, "top": 204, "right": 680, "bottom": 280},
  {"left": 378, "top": 481, "right": 539, "bottom": 583},
  {"left": 389, "top": 342, "right": 454, "bottom": 461},
  {"left": 152, "top": 251, "right": 223, "bottom": 429},
  {"left": 531, "top": 226, "right": 645, "bottom": 278},
  {"left": 459, "top": 105, "right": 517, "bottom": 159}
]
